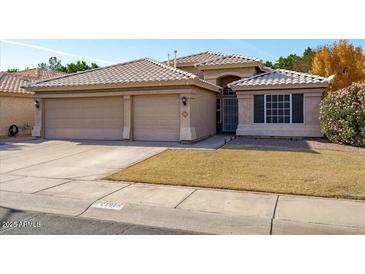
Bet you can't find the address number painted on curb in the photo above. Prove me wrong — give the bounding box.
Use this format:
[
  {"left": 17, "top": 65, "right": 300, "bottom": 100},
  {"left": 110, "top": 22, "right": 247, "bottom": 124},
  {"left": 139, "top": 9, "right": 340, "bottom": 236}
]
[{"left": 91, "top": 200, "right": 124, "bottom": 210}]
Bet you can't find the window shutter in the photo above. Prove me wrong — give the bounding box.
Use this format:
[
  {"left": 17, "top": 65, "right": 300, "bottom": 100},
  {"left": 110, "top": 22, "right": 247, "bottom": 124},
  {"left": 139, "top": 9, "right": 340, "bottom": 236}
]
[
  {"left": 292, "top": 94, "right": 304, "bottom": 123},
  {"left": 254, "top": 95, "right": 264, "bottom": 123}
]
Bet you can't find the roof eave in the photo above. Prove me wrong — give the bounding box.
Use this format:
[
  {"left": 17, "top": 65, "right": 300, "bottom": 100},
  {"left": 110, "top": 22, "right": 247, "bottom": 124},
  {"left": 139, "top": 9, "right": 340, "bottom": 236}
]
[
  {"left": 196, "top": 61, "right": 263, "bottom": 70},
  {"left": 231, "top": 82, "right": 329, "bottom": 91},
  {"left": 0, "top": 90, "right": 34, "bottom": 97},
  {"left": 192, "top": 78, "right": 221, "bottom": 93},
  {"left": 175, "top": 62, "right": 198, "bottom": 68},
  {"left": 25, "top": 79, "right": 220, "bottom": 93}
]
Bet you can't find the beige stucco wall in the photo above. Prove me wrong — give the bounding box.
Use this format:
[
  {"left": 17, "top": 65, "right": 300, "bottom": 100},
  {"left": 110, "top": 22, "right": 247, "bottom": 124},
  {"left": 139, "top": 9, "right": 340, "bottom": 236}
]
[
  {"left": 32, "top": 86, "right": 218, "bottom": 142},
  {"left": 190, "top": 87, "right": 216, "bottom": 140},
  {"left": 0, "top": 95, "right": 34, "bottom": 137},
  {"left": 32, "top": 98, "right": 43, "bottom": 137},
  {"left": 202, "top": 67, "right": 257, "bottom": 85},
  {"left": 236, "top": 88, "right": 324, "bottom": 137},
  {"left": 304, "top": 93, "right": 322, "bottom": 126}
]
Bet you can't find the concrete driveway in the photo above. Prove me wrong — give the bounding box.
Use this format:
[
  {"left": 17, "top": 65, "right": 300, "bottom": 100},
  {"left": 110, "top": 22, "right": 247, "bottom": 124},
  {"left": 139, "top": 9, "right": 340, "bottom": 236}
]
[
  {"left": 0, "top": 139, "right": 166, "bottom": 180},
  {"left": 0, "top": 135, "right": 228, "bottom": 180}
]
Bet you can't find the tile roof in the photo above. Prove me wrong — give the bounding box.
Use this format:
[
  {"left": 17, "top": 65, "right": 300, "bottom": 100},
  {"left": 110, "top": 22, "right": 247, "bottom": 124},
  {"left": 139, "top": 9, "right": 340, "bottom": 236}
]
[
  {"left": 0, "top": 69, "right": 67, "bottom": 95},
  {"left": 229, "top": 69, "right": 329, "bottom": 89},
  {"left": 197, "top": 54, "right": 262, "bottom": 67},
  {"left": 26, "top": 58, "right": 219, "bottom": 91},
  {"left": 0, "top": 72, "right": 34, "bottom": 95},
  {"left": 13, "top": 68, "right": 66, "bottom": 80},
  {"left": 169, "top": 51, "right": 226, "bottom": 65}
]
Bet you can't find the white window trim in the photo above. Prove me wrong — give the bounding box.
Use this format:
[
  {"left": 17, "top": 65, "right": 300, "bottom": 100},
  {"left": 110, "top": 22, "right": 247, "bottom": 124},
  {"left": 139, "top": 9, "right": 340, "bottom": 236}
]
[
  {"left": 263, "top": 94, "right": 266, "bottom": 123},
  {"left": 290, "top": 94, "right": 292, "bottom": 124}
]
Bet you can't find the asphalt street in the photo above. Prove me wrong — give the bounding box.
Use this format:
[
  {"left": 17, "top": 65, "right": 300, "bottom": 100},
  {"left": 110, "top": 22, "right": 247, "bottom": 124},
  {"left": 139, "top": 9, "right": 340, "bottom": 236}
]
[{"left": 0, "top": 207, "right": 203, "bottom": 235}]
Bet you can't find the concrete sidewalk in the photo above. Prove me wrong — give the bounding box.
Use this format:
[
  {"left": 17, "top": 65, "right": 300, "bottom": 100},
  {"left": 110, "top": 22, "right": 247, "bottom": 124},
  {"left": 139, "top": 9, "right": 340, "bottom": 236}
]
[{"left": 1, "top": 175, "right": 364, "bottom": 234}]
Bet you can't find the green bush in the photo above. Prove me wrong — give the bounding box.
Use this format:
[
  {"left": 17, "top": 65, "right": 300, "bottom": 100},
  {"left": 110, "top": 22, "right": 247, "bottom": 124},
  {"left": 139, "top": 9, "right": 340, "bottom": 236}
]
[{"left": 320, "top": 82, "right": 365, "bottom": 147}]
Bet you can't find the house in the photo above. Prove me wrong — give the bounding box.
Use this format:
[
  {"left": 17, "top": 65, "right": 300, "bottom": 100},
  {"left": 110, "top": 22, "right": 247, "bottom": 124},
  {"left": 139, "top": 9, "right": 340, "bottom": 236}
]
[
  {"left": 0, "top": 68, "right": 66, "bottom": 137},
  {"left": 25, "top": 52, "right": 330, "bottom": 142}
]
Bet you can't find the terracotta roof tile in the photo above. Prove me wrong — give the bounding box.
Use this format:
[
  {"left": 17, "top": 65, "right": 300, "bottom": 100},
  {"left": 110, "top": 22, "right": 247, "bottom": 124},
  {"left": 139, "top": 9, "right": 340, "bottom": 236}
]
[
  {"left": 0, "top": 68, "right": 67, "bottom": 95},
  {"left": 0, "top": 72, "right": 33, "bottom": 95},
  {"left": 170, "top": 51, "right": 226, "bottom": 65},
  {"left": 13, "top": 68, "right": 66, "bottom": 80},
  {"left": 27, "top": 58, "right": 218, "bottom": 89},
  {"left": 229, "top": 69, "right": 329, "bottom": 88},
  {"left": 197, "top": 54, "right": 261, "bottom": 67}
]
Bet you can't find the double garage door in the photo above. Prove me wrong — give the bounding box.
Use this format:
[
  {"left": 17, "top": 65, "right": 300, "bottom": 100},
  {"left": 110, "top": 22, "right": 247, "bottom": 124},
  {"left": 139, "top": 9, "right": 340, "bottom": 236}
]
[{"left": 44, "top": 95, "right": 180, "bottom": 141}]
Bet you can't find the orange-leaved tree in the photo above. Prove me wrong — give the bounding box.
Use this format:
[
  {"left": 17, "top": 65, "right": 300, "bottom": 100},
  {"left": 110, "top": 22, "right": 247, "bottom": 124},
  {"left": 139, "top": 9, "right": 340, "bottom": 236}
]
[{"left": 312, "top": 40, "right": 365, "bottom": 93}]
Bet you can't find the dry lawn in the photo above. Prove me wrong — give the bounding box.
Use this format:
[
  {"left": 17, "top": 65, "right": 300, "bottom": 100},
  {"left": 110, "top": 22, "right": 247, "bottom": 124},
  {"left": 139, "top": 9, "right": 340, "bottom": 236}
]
[{"left": 107, "top": 147, "right": 365, "bottom": 199}]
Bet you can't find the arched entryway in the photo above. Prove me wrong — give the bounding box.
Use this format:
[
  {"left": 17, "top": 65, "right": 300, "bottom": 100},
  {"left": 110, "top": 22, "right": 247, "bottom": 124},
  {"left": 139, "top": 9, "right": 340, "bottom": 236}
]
[{"left": 216, "top": 75, "right": 241, "bottom": 133}]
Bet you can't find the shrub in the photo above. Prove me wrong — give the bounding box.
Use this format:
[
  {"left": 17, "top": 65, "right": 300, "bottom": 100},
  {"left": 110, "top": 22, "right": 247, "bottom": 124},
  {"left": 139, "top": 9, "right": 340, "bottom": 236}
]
[{"left": 320, "top": 82, "right": 365, "bottom": 147}]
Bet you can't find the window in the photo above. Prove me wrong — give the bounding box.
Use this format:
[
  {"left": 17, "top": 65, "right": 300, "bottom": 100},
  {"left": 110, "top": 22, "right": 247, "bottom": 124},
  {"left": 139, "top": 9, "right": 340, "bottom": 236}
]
[
  {"left": 253, "top": 94, "right": 304, "bottom": 124},
  {"left": 265, "top": 94, "right": 291, "bottom": 123},
  {"left": 222, "top": 86, "right": 235, "bottom": 96}
]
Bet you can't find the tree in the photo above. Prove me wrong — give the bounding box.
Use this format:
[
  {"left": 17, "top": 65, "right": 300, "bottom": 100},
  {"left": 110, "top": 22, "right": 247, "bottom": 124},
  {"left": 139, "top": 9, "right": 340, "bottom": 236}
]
[
  {"left": 38, "top": 57, "right": 99, "bottom": 73},
  {"left": 264, "top": 61, "right": 274, "bottom": 68},
  {"left": 312, "top": 40, "right": 365, "bottom": 93},
  {"left": 293, "top": 47, "right": 315, "bottom": 73},
  {"left": 274, "top": 54, "right": 301, "bottom": 70},
  {"left": 38, "top": 57, "right": 63, "bottom": 71},
  {"left": 6, "top": 68, "right": 18, "bottom": 72},
  {"left": 264, "top": 48, "right": 315, "bottom": 72},
  {"left": 58, "top": 61, "right": 99, "bottom": 73}
]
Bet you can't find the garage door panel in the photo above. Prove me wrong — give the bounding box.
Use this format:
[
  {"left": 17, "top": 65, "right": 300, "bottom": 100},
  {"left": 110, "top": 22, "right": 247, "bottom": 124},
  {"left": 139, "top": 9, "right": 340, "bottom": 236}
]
[
  {"left": 45, "top": 128, "right": 123, "bottom": 140},
  {"left": 133, "top": 95, "right": 180, "bottom": 141},
  {"left": 45, "top": 97, "right": 123, "bottom": 140}
]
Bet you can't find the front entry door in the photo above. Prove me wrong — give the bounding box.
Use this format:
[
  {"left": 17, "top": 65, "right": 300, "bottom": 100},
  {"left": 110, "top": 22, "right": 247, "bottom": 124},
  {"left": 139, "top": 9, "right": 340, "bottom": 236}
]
[{"left": 222, "top": 97, "right": 238, "bottom": 133}]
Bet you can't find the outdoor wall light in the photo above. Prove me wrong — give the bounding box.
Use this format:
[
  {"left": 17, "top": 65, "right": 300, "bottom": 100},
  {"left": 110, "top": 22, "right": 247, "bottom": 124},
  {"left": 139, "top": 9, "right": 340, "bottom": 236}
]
[
  {"left": 181, "top": 96, "right": 187, "bottom": 106},
  {"left": 34, "top": 99, "right": 40, "bottom": 109}
]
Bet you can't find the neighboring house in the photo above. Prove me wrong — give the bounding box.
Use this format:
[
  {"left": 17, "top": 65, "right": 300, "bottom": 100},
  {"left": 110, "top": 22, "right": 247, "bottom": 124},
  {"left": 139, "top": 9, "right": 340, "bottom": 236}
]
[
  {"left": 12, "top": 68, "right": 66, "bottom": 79},
  {"left": 25, "top": 52, "right": 331, "bottom": 142},
  {"left": 0, "top": 68, "right": 66, "bottom": 137}
]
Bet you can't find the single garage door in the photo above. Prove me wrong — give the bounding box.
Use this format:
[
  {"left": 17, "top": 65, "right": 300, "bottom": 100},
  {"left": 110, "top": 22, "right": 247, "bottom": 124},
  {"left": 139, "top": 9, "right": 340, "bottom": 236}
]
[
  {"left": 45, "top": 97, "right": 123, "bottom": 140},
  {"left": 133, "top": 95, "right": 180, "bottom": 141}
]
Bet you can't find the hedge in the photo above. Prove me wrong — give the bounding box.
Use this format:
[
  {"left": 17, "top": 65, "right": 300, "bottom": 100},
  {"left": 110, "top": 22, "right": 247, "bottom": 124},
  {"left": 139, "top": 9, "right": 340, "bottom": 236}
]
[{"left": 320, "top": 82, "right": 365, "bottom": 147}]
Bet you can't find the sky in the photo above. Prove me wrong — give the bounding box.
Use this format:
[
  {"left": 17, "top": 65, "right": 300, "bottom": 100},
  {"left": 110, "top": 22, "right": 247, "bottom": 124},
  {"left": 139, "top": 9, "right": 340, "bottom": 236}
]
[{"left": 0, "top": 39, "right": 364, "bottom": 71}]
